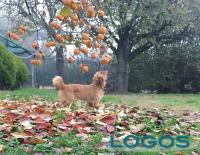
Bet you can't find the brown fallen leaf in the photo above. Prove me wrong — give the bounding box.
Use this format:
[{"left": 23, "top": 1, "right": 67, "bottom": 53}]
[
  {"left": 175, "top": 152, "right": 184, "bottom": 155},
  {"left": 11, "top": 132, "right": 31, "bottom": 139},
  {"left": 34, "top": 106, "right": 46, "bottom": 114},
  {"left": 29, "top": 137, "right": 44, "bottom": 145},
  {"left": 64, "top": 147, "right": 73, "bottom": 153},
  {"left": 0, "top": 144, "right": 5, "bottom": 152},
  {"left": 35, "top": 122, "right": 52, "bottom": 129},
  {"left": 7, "top": 103, "right": 18, "bottom": 110}
]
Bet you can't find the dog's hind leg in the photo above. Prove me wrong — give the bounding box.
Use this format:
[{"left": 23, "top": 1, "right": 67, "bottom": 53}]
[
  {"left": 88, "top": 102, "right": 94, "bottom": 107},
  {"left": 88, "top": 101, "right": 99, "bottom": 108}
]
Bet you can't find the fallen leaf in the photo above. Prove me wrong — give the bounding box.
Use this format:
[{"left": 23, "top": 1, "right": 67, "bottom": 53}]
[
  {"left": 192, "top": 151, "right": 199, "bottom": 155},
  {"left": 83, "top": 127, "right": 91, "bottom": 133},
  {"left": 76, "top": 133, "right": 89, "bottom": 140},
  {"left": 0, "top": 124, "right": 10, "bottom": 131},
  {"left": 99, "top": 115, "right": 115, "bottom": 125},
  {"left": 34, "top": 106, "right": 45, "bottom": 114},
  {"left": 175, "top": 152, "right": 184, "bottom": 155},
  {"left": 189, "top": 129, "right": 200, "bottom": 136},
  {"left": 130, "top": 124, "right": 144, "bottom": 134},
  {"left": 64, "top": 147, "right": 73, "bottom": 153},
  {"left": 11, "top": 132, "right": 31, "bottom": 139},
  {"left": 106, "top": 125, "right": 115, "bottom": 133},
  {"left": 21, "top": 120, "right": 34, "bottom": 129},
  {"left": 0, "top": 144, "right": 5, "bottom": 152},
  {"left": 29, "top": 138, "right": 44, "bottom": 145},
  {"left": 4, "top": 112, "right": 18, "bottom": 119}
]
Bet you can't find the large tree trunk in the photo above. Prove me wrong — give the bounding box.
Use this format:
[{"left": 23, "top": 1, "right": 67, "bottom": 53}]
[
  {"left": 117, "top": 57, "right": 129, "bottom": 92},
  {"left": 56, "top": 47, "right": 64, "bottom": 77},
  {"left": 116, "top": 41, "right": 130, "bottom": 92}
]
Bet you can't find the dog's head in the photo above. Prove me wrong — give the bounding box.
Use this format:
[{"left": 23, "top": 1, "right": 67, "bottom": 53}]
[
  {"left": 92, "top": 71, "right": 108, "bottom": 89},
  {"left": 52, "top": 76, "right": 65, "bottom": 90}
]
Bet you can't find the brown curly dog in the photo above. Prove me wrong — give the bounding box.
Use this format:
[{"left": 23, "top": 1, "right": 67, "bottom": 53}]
[{"left": 52, "top": 71, "right": 108, "bottom": 108}]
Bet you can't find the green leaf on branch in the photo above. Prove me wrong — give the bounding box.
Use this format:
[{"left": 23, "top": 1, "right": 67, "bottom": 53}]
[{"left": 60, "top": 6, "right": 71, "bottom": 17}]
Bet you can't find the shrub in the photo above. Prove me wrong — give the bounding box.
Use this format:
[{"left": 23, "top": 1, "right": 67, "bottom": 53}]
[
  {"left": 13, "top": 56, "right": 29, "bottom": 89},
  {"left": 0, "top": 43, "right": 29, "bottom": 89},
  {"left": 0, "top": 44, "right": 16, "bottom": 89}
]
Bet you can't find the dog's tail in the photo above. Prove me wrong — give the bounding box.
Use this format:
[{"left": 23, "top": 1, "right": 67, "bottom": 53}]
[{"left": 52, "top": 76, "right": 65, "bottom": 90}]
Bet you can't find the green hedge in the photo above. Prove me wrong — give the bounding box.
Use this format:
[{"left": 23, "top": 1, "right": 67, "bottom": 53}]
[{"left": 0, "top": 43, "right": 29, "bottom": 89}]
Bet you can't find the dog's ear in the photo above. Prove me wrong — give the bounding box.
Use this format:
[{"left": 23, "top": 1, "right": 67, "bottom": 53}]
[
  {"left": 97, "top": 76, "right": 104, "bottom": 88},
  {"left": 93, "top": 75, "right": 104, "bottom": 88}
]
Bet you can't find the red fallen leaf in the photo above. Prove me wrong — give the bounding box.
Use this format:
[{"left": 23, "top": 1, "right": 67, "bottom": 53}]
[
  {"left": 4, "top": 112, "right": 18, "bottom": 119},
  {"left": 75, "top": 111, "right": 85, "bottom": 116},
  {"left": 24, "top": 130, "right": 35, "bottom": 136},
  {"left": 35, "top": 122, "right": 52, "bottom": 129},
  {"left": 106, "top": 125, "right": 115, "bottom": 133},
  {"left": 19, "top": 116, "right": 32, "bottom": 122},
  {"left": 79, "top": 114, "right": 90, "bottom": 121},
  {"left": 23, "top": 111, "right": 31, "bottom": 117},
  {"left": 34, "top": 106, "right": 45, "bottom": 114},
  {"left": 120, "top": 121, "right": 129, "bottom": 127},
  {"left": 34, "top": 116, "right": 46, "bottom": 123},
  {"left": 22, "top": 138, "right": 30, "bottom": 144},
  {"left": 62, "top": 121, "right": 73, "bottom": 127},
  {"left": 73, "top": 123, "right": 85, "bottom": 129},
  {"left": 77, "top": 129, "right": 85, "bottom": 134},
  {"left": 99, "top": 115, "right": 116, "bottom": 125},
  {"left": 64, "top": 115, "right": 74, "bottom": 121}
]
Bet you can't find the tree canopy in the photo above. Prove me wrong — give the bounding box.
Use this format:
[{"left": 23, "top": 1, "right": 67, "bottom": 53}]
[{"left": 1, "top": 0, "right": 200, "bottom": 92}]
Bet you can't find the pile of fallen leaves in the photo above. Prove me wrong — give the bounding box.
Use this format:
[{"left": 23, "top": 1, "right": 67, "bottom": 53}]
[{"left": 0, "top": 98, "right": 200, "bottom": 154}]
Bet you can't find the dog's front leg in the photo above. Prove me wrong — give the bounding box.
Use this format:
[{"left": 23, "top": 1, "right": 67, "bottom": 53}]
[{"left": 88, "top": 102, "right": 99, "bottom": 109}]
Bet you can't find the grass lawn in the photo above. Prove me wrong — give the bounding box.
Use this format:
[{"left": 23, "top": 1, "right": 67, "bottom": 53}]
[
  {"left": 0, "top": 88, "right": 199, "bottom": 155},
  {"left": 0, "top": 88, "right": 199, "bottom": 111}
]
